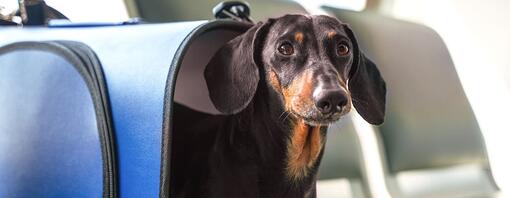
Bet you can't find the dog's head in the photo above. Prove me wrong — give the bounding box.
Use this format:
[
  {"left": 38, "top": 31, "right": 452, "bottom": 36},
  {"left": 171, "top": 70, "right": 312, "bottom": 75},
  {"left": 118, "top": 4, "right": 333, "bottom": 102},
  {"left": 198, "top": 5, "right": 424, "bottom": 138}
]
[{"left": 205, "top": 15, "right": 386, "bottom": 125}]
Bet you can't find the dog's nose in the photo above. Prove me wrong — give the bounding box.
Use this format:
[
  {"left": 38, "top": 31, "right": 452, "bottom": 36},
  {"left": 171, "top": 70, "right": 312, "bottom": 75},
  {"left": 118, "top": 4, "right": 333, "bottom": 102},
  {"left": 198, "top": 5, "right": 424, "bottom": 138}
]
[{"left": 314, "top": 89, "right": 347, "bottom": 115}]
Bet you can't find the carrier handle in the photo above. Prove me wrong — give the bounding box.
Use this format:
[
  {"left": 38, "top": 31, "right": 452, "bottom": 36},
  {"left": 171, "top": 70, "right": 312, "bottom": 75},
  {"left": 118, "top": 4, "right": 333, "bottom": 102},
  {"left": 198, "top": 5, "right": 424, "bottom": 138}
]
[
  {"left": 213, "top": 1, "right": 253, "bottom": 23},
  {"left": 15, "top": 0, "right": 68, "bottom": 26}
]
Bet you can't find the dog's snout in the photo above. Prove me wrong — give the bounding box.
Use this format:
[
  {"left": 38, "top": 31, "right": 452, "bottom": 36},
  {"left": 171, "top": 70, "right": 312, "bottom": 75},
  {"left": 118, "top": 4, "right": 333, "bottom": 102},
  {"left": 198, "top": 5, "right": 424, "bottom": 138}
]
[{"left": 314, "top": 89, "right": 347, "bottom": 115}]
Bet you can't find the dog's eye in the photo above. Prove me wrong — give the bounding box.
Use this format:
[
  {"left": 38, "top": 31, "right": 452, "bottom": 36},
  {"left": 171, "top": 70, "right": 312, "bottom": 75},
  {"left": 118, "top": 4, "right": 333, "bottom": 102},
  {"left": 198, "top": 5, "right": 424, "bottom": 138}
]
[
  {"left": 278, "top": 42, "right": 294, "bottom": 55},
  {"left": 337, "top": 43, "right": 349, "bottom": 56}
]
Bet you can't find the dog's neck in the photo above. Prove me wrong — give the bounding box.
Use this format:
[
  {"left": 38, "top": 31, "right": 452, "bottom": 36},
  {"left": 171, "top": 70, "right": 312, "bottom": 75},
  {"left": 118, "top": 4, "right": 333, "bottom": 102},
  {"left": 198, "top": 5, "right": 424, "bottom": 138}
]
[{"left": 237, "top": 79, "right": 328, "bottom": 190}]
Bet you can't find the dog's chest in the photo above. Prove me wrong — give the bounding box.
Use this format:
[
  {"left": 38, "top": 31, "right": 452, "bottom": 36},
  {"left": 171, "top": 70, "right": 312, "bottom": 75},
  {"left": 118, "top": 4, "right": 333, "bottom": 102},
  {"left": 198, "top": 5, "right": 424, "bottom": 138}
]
[{"left": 204, "top": 126, "right": 319, "bottom": 198}]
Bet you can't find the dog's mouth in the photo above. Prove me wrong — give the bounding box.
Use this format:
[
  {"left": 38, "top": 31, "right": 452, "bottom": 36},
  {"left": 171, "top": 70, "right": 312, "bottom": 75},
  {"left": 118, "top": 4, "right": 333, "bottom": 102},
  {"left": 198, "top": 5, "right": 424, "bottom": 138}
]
[{"left": 290, "top": 108, "right": 347, "bottom": 126}]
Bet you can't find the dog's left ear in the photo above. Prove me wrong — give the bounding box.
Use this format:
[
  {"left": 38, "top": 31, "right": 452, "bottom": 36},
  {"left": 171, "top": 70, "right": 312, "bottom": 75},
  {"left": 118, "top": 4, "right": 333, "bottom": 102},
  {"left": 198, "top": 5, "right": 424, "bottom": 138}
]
[
  {"left": 205, "top": 20, "right": 273, "bottom": 114},
  {"left": 343, "top": 24, "right": 387, "bottom": 125}
]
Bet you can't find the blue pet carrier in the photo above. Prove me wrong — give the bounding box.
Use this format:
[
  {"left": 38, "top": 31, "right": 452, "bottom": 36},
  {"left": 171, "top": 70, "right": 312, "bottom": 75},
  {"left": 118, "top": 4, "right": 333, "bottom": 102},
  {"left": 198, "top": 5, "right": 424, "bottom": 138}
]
[{"left": 0, "top": 14, "right": 251, "bottom": 198}]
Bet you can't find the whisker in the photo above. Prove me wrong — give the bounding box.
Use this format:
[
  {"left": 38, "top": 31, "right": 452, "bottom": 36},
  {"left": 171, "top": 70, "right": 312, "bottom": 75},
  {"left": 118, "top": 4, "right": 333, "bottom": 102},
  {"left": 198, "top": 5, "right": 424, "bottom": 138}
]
[
  {"left": 278, "top": 111, "right": 286, "bottom": 120},
  {"left": 278, "top": 111, "right": 289, "bottom": 122},
  {"left": 351, "top": 98, "right": 369, "bottom": 105},
  {"left": 282, "top": 111, "right": 291, "bottom": 122}
]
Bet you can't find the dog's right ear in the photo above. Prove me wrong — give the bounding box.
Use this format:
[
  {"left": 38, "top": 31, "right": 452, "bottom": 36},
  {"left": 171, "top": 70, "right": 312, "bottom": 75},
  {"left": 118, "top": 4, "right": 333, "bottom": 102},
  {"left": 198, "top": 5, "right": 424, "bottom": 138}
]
[
  {"left": 343, "top": 24, "right": 387, "bottom": 125},
  {"left": 205, "top": 20, "right": 273, "bottom": 114}
]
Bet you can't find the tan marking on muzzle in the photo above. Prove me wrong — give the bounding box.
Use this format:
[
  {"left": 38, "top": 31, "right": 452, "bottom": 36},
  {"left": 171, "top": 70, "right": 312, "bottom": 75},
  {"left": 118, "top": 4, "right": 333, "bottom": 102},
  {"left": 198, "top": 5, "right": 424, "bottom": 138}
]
[
  {"left": 286, "top": 120, "right": 324, "bottom": 180},
  {"left": 295, "top": 32, "right": 304, "bottom": 44},
  {"left": 327, "top": 31, "right": 336, "bottom": 39},
  {"left": 268, "top": 69, "right": 282, "bottom": 92},
  {"left": 282, "top": 70, "right": 315, "bottom": 114}
]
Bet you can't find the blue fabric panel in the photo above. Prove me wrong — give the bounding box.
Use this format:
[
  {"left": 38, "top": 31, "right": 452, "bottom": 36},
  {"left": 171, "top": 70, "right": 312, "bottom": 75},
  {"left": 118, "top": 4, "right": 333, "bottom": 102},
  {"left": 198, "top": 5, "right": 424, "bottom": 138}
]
[
  {"left": 0, "top": 50, "right": 102, "bottom": 197},
  {"left": 0, "top": 21, "right": 206, "bottom": 197}
]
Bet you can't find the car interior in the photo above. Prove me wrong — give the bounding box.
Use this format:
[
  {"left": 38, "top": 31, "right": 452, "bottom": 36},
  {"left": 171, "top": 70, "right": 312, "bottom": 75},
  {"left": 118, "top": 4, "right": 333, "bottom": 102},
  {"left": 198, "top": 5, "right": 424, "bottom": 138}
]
[{"left": 1, "top": 0, "right": 508, "bottom": 197}]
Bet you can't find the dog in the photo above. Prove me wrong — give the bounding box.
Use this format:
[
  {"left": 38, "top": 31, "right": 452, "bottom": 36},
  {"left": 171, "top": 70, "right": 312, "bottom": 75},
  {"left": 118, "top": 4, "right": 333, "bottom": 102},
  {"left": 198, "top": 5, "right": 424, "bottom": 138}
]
[{"left": 171, "top": 14, "right": 386, "bottom": 198}]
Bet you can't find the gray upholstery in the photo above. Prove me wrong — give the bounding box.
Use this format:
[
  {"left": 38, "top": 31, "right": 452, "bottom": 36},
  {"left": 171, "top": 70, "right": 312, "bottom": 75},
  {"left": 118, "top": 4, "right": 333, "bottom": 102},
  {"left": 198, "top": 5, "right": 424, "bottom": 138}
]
[
  {"left": 324, "top": 7, "right": 499, "bottom": 197},
  {"left": 133, "top": 0, "right": 307, "bottom": 22},
  {"left": 174, "top": 28, "right": 242, "bottom": 114}
]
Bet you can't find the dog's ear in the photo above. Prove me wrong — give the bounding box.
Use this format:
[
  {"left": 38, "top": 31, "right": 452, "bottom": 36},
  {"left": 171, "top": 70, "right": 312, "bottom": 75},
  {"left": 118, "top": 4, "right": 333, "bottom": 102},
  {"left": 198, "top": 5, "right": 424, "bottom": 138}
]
[
  {"left": 343, "top": 24, "right": 387, "bottom": 125},
  {"left": 205, "top": 20, "right": 273, "bottom": 114}
]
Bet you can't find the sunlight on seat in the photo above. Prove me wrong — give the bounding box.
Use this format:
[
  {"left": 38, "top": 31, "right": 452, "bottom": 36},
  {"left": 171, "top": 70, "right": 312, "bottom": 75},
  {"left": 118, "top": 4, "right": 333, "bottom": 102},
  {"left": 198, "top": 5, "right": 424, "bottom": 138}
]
[
  {"left": 317, "top": 179, "right": 353, "bottom": 198},
  {"left": 396, "top": 164, "right": 498, "bottom": 198},
  {"left": 45, "top": 0, "right": 129, "bottom": 22}
]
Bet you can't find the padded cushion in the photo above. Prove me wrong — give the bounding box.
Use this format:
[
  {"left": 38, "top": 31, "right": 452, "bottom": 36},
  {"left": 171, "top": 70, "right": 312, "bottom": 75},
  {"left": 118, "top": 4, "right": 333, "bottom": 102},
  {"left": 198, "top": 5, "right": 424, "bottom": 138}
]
[{"left": 0, "top": 41, "right": 112, "bottom": 197}]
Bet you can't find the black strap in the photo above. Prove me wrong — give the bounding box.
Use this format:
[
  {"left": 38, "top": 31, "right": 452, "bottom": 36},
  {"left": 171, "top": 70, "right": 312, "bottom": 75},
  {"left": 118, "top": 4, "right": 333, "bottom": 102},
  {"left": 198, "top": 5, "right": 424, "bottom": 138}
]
[
  {"left": 0, "top": 19, "right": 18, "bottom": 26},
  {"left": 16, "top": 0, "right": 68, "bottom": 26},
  {"left": 213, "top": 1, "right": 253, "bottom": 23}
]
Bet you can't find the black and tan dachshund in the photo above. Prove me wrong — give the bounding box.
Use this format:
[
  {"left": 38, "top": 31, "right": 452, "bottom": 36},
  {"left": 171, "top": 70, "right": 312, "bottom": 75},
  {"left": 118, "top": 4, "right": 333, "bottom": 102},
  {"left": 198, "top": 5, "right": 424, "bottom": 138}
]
[{"left": 171, "top": 14, "right": 386, "bottom": 198}]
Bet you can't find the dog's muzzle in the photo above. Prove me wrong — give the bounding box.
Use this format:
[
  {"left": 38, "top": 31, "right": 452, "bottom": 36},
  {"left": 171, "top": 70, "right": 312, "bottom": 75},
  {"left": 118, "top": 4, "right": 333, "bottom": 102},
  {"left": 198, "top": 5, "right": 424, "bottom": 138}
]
[{"left": 313, "top": 88, "right": 347, "bottom": 116}]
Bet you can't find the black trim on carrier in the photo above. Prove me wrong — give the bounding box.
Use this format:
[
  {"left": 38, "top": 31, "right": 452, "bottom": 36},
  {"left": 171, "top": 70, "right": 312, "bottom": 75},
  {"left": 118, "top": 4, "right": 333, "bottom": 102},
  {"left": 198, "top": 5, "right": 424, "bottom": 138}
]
[
  {"left": 160, "top": 20, "right": 252, "bottom": 198},
  {"left": 0, "top": 41, "right": 117, "bottom": 198}
]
